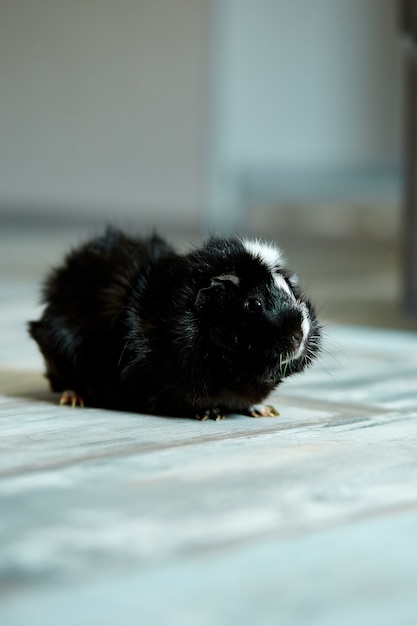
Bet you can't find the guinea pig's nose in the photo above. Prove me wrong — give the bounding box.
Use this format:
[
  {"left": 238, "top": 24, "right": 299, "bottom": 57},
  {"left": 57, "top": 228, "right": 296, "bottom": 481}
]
[{"left": 291, "top": 330, "right": 303, "bottom": 352}]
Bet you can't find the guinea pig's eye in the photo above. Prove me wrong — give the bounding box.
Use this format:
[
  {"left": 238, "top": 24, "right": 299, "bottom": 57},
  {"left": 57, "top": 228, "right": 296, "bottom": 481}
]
[{"left": 244, "top": 297, "right": 262, "bottom": 313}]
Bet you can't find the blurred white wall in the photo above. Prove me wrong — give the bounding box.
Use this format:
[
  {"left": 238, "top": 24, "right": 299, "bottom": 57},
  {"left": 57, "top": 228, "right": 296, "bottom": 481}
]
[
  {"left": 214, "top": 0, "right": 400, "bottom": 169},
  {"left": 0, "top": 0, "right": 401, "bottom": 229},
  {"left": 0, "top": 0, "right": 209, "bottom": 222},
  {"left": 208, "top": 0, "right": 401, "bottom": 228}
]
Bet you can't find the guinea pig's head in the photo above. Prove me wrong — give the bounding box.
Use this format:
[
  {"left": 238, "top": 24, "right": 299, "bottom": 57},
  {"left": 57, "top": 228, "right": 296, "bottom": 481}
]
[{"left": 191, "top": 237, "right": 321, "bottom": 385}]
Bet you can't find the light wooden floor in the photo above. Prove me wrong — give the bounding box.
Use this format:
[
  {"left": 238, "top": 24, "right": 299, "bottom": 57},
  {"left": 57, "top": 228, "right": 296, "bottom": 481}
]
[{"left": 1, "top": 220, "right": 417, "bottom": 625}]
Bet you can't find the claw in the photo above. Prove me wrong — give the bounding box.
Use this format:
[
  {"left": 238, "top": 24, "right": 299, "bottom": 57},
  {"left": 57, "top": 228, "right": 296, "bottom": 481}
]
[
  {"left": 195, "top": 413, "right": 210, "bottom": 422},
  {"left": 250, "top": 404, "right": 279, "bottom": 418},
  {"left": 194, "top": 408, "right": 226, "bottom": 421},
  {"left": 59, "top": 390, "right": 85, "bottom": 408}
]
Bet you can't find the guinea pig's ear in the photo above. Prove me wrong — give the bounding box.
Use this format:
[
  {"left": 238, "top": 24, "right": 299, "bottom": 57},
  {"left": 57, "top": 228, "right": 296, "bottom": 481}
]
[
  {"left": 211, "top": 274, "right": 240, "bottom": 286},
  {"left": 194, "top": 274, "right": 240, "bottom": 306}
]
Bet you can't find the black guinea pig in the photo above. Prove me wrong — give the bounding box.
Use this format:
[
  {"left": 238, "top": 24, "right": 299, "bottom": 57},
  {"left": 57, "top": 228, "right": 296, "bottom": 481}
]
[{"left": 29, "top": 227, "right": 321, "bottom": 420}]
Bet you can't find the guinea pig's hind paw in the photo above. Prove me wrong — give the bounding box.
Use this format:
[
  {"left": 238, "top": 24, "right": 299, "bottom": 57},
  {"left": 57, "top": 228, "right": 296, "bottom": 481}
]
[
  {"left": 249, "top": 404, "right": 279, "bottom": 418},
  {"left": 59, "top": 389, "right": 85, "bottom": 408},
  {"left": 194, "top": 408, "right": 226, "bottom": 421}
]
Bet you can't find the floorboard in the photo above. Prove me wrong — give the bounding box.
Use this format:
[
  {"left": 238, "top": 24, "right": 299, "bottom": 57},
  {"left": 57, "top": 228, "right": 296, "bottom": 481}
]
[{"left": 1, "top": 227, "right": 417, "bottom": 625}]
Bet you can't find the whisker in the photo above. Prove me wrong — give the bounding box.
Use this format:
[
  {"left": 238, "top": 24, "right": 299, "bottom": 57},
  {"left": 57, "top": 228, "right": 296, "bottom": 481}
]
[
  {"left": 315, "top": 299, "right": 339, "bottom": 318},
  {"left": 315, "top": 359, "right": 338, "bottom": 380},
  {"left": 117, "top": 341, "right": 129, "bottom": 368}
]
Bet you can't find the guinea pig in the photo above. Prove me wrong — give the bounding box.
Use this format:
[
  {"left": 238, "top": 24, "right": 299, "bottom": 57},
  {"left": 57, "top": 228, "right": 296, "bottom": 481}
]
[{"left": 29, "top": 227, "right": 321, "bottom": 420}]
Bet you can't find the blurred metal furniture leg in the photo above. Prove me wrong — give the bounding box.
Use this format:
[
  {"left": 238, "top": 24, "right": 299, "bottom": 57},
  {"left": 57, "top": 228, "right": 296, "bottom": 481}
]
[{"left": 402, "top": 0, "right": 417, "bottom": 314}]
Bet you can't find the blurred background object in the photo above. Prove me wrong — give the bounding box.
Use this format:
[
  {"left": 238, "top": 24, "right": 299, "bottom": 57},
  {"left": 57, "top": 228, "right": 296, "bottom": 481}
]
[
  {"left": 401, "top": 0, "right": 417, "bottom": 315},
  {"left": 0, "top": 0, "right": 414, "bottom": 329}
]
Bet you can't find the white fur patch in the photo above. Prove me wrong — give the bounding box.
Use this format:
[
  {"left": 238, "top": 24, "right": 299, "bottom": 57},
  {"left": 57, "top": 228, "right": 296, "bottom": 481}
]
[
  {"left": 280, "top": 303, "right": 311, "bottom": 368},
  {"left": 272, "top": 273, "right": 294, "bottom": 300},
  {"left": 295, "top": 302, "right": 311, "bottom": 360},
  {"left": 241, "top": 239, "right": 285, "bottom": 273},
  {"left": 242, "top": 238, "right": 294, "bottom": 298}
]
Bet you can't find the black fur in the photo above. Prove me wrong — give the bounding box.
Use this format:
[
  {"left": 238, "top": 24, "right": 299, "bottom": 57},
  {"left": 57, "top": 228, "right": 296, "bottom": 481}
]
[{"left": 29, "top": 227, "right": 321, "bottom": 417}]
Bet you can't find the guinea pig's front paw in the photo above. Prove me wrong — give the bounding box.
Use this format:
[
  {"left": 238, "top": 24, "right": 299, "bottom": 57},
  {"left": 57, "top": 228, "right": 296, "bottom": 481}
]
[
  {"left": 194, "top": 408, "right": 226, "bottom": 422},
  {"left": 249, "top": 404, "right": 279, "bottom": 418},
  {"left": 59, "top": 389, "right": 85, "bottom": 408}
]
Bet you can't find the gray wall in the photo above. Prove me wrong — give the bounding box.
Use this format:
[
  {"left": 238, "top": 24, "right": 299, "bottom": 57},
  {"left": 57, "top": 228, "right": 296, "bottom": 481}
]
[
  {"left": 0, "top": 0, "right": 401, "bottom": 229},
  {"left": 0, "top": 0, "right": 209, "bottom": 222},
  {"left": 208, "top": 0, "right": 401, "bottom": 226},
  {"left": 214, "top": 0, "right": 400, "bottom": 169}
]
